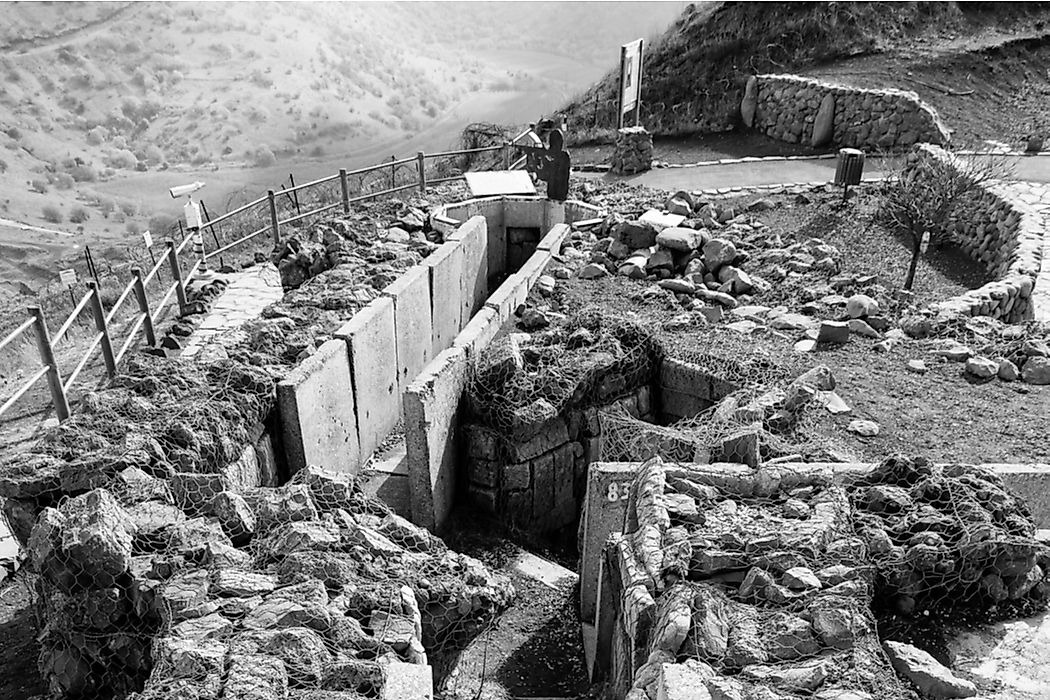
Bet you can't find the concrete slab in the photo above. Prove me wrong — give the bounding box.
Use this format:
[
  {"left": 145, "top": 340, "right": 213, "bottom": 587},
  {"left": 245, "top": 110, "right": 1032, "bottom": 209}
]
[
  {"left": 335, "top": 297, "right": 400, "bottom": 461},
  {"left": 382, "top": 265, "right": 433, "bottom": 398},
  {"left": 485, "top": 272, "right": 530, "bottom": 319},
  {"left": 277, "top": 338, "right": 359, "bottom": 475},
  {"left": 361, "top": 440, "right": 412, "bottom": 519},
  {"left": 516, "top": 249, "right": 553, "bottom": 287},
  {"left": 537, "top": 223, "right": 572, "bottom": 255},
  {"left": 950, "top": 609, "right": 1050, "bottom": 700},
  {"left": 510, "top": 551, "right": 578, "bottom": 590},
  {"left": 465, "top": 170, "right": 536, "bottom": 197},
  {"left": 582, "top": 622, "right": 598, "bottom": 682},
  {"left": 404, "top": 346, "right": 470, "bottom": 533},
  {"left": 447, "top": 215, "right": 489, "bottom": 325},
  {"left": 381, "top": 659, "right": 434, "bottom": 700},
  {"left": 424, "top": 241, "right": 465, "bottom": 357},
  {"left": 504, "top": 197, "right": 545, "bottom": 229},
  {"left": 453, "top": 306, "right": 503, "bottom": 358},
  {"left": 579, "top": 462, "right": 643, "bottom": 626},
  {"left": 469, "top": 199, "right": 507, "bottom": 281}
]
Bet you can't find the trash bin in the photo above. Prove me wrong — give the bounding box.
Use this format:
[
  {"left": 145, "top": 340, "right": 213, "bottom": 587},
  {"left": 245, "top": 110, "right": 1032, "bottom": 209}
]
[{"left": 834, "top": 148, "right": 865, "bottom": 186}]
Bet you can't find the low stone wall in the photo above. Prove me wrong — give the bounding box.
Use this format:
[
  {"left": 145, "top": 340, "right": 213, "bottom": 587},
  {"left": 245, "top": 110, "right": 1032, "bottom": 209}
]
[
  {"left": 906, "top": 145, "right": 1043, "bottom": 324},
  {"left": 741, "top": 73, "right": 949, "bottom": 150},
  {"left": 464, "top": 385, "right": 654, "bottom": 535},
  {"left": 24, "top": 463, "right": 512, "bottom": 700},
  {"left": 592, "top": 457, "right": 1050, "bottom": 700}
]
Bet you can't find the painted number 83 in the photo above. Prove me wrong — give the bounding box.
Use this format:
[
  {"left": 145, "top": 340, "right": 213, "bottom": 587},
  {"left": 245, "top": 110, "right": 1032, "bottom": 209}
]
[{"left": 606, "top": 482, "right": 631, "bottom": 503}]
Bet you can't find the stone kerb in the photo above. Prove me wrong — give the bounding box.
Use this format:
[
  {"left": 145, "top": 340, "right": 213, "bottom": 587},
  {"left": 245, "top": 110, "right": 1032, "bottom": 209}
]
[
  {"left": 909, "top": 144, "right": 1043, "bottom": 324},
  {"left": 742, "top": 73, "right": 950, "bottom": 150}
]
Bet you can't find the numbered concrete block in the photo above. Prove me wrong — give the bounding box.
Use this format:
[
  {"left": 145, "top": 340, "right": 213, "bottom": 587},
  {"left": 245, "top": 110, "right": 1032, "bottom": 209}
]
[{"left": 579, "top": 461, "right": 642, "bottom": 626}]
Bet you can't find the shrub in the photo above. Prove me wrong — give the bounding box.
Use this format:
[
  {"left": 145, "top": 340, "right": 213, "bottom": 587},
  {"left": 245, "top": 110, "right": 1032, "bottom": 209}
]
[
  {"left": 98, "top": 198, "right": 115, "bottom": 217},
  {"left": 86, "top": 126, "right": 106, "bottom": 145},
  {"left": 53, "top": 173, "right": 75, "bottom": 190},
  {"left": 251, "top": 147, "right": 276, "bottom": 167},
  {"left": 6, "top": 126, "right": 21, "bottom": 140},
  {"left": 69, "top": 164, "right": 98, "bottom": 182},
  {"left": 42, "top": 205, "right": 62, "bottom": 223},
  {"left": 69, "top": 206, "right": 89, "bottom": 223},
  {"left": 125, "top": 221, "right": 141, "bottom": 235},
  {"left": 30, "top": 179, "right": 49, "bottom": 194},
  {"left": 106, "top": 149, "right": 138, "bottom": 169}
]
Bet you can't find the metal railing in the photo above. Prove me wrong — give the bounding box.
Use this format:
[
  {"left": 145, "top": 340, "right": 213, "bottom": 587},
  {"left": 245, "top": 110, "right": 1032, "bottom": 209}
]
[
  {"left": 1, "top": 135, "right": 530, "bottom": 424},
  {"left": 198, "top": 141, "right": 523, "bottom": 263}
]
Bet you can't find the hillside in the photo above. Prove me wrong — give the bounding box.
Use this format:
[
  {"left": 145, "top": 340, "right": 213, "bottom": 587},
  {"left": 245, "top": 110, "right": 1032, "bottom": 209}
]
[
  {"left": 562, "top": 1, "right": 1050, "bottom": 143},
  {"left": 0, "top": 1, "right": 687, "bottom": 303}
]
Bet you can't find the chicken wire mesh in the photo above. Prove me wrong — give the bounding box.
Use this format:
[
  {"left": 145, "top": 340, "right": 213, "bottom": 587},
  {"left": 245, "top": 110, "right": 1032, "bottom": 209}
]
[
  {"left": 26, "top": 461, "right": 514, "bottom": 700},
  {"left": 609, "top": 454, "right": 1050, "bottom": 700}
]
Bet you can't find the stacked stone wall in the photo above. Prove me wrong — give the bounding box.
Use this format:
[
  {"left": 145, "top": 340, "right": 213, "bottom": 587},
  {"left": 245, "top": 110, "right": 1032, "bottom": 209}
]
[
  {"left": 906, "top": 144, "right": 1043, "bottom": 324},
  {"left": 742, "top": 73, "right": 949, "bottom": 150},
  {"left": 464, "top": 385, "right": 655, "bottom": 535}
]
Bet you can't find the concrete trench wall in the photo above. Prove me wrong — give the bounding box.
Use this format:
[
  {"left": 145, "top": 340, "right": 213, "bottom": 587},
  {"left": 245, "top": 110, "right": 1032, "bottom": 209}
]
[
  {"left": 741, "top": 73, "right": 950, "bottom": 150},
  {"left": 908, "top": 144, "right": 1044, "bottom": 324}
]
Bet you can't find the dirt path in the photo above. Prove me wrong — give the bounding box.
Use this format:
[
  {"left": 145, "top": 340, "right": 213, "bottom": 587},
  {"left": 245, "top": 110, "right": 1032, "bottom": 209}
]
[{"left": 4, "top": 2, "right": 138, "bottom": 57}]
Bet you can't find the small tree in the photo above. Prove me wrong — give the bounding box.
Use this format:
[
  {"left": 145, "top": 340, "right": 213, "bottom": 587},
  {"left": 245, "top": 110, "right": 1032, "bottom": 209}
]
[
  {"left": 879, "top": 151, "right": 1012, "bottom": 291},
  {"left": 42, "top": 205, "right": 62, "bottom": 223}
]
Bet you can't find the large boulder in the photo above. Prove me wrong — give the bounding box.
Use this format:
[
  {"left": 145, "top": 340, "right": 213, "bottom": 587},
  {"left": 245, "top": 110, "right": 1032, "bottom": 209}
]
[{"left": 883, "top": 641, "right": 976, "bottom": 698}]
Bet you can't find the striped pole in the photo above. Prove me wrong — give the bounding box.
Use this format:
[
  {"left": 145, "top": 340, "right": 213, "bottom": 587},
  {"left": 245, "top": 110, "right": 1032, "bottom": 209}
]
[{"left": 192, "top": 228, "right": 207, "bottom": 271}]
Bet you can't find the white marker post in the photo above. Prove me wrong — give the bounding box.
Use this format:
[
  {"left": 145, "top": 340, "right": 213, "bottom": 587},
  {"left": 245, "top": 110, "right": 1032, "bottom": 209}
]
[{"left": 617, "top": 38, "right": 644, "bottom": 129}]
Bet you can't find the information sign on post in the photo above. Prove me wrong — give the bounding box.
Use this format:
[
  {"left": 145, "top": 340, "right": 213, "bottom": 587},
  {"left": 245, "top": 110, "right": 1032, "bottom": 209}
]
[
  {"left": 143, "top": 230, "right": 153, "bottom": 249},
  {"left": 59, "top": 268, "right": 77, "bottom": 305},
  {"left": 617, "top": 38, "right": 644, "bottom": 129}
]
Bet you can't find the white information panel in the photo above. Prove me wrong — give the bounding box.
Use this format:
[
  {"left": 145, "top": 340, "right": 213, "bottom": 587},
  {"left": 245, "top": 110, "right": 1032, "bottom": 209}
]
[
  {"left": 621, "top": 39, "right": 644, "bottom": 115},
  {"left": 464, "top": 171, "right": 537, "bottom": 198}
]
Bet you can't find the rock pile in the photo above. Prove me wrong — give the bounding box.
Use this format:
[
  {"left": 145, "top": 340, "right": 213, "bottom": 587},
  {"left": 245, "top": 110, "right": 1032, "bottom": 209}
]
[
  {"left": 610, "top": 126, "right": 654, "bottom": 175},
  {"left": 844, "top": 455, "right": 1049, "bottom": 615},
  {"left": 272, "top": 203, "right": 438, "bottom": 290},
  {"left": 743, "top": 73, "right": 949, "bottom": 150},
  {"left": 607, "top": 457, "right": 905, "bottom": 700},
  {"left": 25, "top": 465, "right": 514, "bottom": 699}
]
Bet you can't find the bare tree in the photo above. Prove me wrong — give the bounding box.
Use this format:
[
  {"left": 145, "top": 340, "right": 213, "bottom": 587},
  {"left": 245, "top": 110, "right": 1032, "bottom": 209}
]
[{"left": 879, "top": 152, "right": 1013, "bottom": 291}]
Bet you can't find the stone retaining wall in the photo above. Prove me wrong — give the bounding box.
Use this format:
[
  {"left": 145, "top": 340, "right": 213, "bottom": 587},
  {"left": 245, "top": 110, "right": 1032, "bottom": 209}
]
[
  {"left": 464, "top": 386, "right": 654, "bottom": 535},
  {"left": 907, "top": 145, "right": 1043, "bottom": 324},
  {"left": 741, "top": 73, "right": 949, "bottom": 150},
  {"left": 591, "top": 457, "right": 1050, "bottom": 700}
]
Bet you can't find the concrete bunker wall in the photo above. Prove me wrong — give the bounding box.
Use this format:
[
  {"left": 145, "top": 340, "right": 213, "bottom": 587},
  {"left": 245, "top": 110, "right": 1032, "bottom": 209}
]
[
  {"left": 460, "top": 357, "right": 744, "bottom": 538},
  {"left": 908, "top": 144, "right": 1044, "bottom": 324},
  {"left": 276, "top": 215, "right": 491, "bottom": 479},
  {"left": 742, "top": 73, "right": 949, "bottom": 150}
]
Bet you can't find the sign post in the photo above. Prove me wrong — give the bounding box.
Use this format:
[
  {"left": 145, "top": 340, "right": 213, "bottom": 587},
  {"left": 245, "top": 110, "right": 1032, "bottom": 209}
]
[
  {"left": 617, "top": 39, "right": 644, "bottom": 129},
  {"left": 59, "top": 268, "right": 77, "bottom": 306},
  {"left": 143, "top": 229, "right": 157, "bottom": 267}
]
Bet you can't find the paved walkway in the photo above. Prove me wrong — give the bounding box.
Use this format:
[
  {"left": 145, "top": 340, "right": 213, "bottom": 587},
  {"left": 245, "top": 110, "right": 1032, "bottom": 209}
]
[
  {"left": 180, "top": 264, "right": 284, "bottom": 359},
  {"left": 579, "top": 154, "right": 1050, "bottom": 191},
  {"left": 1006, "top": 182, "right": 1050, "bottom": 324}
]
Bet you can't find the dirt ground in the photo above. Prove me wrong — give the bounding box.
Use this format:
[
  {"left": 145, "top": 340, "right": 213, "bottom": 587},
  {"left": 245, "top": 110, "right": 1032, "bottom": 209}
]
[
  {"left": 548, "top": 185, "right": 1050, "bottom": 466},
  {"left": 0, "top": 571, "right": 45, "bottom": 700}
]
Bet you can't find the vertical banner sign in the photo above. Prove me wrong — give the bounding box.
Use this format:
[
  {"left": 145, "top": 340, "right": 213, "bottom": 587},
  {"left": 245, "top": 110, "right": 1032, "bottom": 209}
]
[{"left": 618, "top": 38, "right": 644, "bottom": 129}]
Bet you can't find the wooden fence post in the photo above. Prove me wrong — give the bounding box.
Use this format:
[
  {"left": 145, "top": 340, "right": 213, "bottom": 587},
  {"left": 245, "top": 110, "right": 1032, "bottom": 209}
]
[
  {"left": 86, "top": 282, "right": 117, "bottom": 378},
  {"left": 28, "top": 305, "right": 70, "bottom": 421},
  {"left": 339, "top": 168, "right": 350, "bottom": 214},
  {"left": 132, "top": 268, "right": 157, "bottom": 346},
  {"left": 417, "top": 151, "right": 426, "bottom": 192},
  {"left": 503, "top": 141, "right": 512, "bottom": 169},
  {"left": 167, "top": 240, "right": 188, "bottom": 315},
  {"left": 268, "top": 190, "right": 280, "bottom": 245}
]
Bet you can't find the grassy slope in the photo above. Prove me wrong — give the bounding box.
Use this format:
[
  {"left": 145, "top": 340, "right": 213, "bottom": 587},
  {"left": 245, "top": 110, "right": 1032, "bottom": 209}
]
[
  {"left": 0, "top": 1, "right": 687, "bottom": 306},
  {"left": 561, "top": 1, "right": 1050, "bottom": 140}
]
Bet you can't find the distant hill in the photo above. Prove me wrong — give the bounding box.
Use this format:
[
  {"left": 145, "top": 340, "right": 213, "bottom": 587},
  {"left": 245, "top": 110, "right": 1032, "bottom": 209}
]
[
  {"left": 0, "top": 0, "right": 687, "bottom": 301},
  {"left": 561, "top": 1, "right": 1050, "bottom": 140}
]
